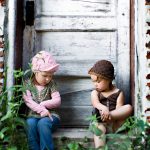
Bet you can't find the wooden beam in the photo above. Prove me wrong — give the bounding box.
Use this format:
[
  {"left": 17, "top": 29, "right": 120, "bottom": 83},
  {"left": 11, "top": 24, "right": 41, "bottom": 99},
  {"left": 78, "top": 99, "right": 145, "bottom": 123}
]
[
  {"left": 15, "top": 0, "right": 24, "bottom": 70},
  {"left": 130, "top": 0, "right": 135, "bottom": 107}
]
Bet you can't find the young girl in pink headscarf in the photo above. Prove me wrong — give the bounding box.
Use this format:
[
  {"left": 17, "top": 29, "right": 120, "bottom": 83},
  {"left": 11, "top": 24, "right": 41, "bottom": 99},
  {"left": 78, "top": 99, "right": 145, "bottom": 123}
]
[{"left": 23, "top": 51, "right": 61, "bottom": 150}]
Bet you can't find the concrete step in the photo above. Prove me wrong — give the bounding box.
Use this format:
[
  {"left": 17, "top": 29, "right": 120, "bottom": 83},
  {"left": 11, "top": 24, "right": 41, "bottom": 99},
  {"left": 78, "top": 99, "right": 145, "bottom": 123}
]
[
  {"left": 53, "top": 128, "right": 129, "bottom": 149},
  {"left": 53, "top": 128, "right": 95, "bottom": 149}
]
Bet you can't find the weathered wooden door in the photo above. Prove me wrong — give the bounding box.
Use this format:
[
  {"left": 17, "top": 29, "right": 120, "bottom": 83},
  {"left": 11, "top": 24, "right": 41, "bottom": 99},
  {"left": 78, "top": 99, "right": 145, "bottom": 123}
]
[{"left": 23, "top": 0, "right": 130, "bottom": 127}]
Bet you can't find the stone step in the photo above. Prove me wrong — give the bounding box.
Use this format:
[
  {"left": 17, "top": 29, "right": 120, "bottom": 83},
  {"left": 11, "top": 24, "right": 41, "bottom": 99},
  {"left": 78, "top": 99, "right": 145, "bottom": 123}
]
[
  {"left": 53, "top": 128, "right": 129, "bottom": 149},
  {"left": 53, "top": 128, "right": 95, "bottom": 149}
]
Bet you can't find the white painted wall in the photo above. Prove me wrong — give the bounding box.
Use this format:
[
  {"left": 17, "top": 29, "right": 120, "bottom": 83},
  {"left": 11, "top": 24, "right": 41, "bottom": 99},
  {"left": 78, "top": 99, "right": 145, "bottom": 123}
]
[
  {"left": 135, "top": 0, "right": 147, "bottom": 118},
  {"left": 6, "top": 0, "right": 17, "bottom": 99}
]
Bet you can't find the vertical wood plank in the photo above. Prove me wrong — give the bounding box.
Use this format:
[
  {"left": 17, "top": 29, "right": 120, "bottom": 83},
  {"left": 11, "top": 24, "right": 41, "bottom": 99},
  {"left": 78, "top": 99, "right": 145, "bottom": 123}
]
[
  {"left": 130, "top": 0, "right": 135, "bottom": 106},
  {"left": 23, "top": 26, "right": 36, "bottom": 70},
  {"left": 117, "top": 0, "right": 130, "bottom": 103},
  {"left": 15, "top": 0, "right": 24, "bottom": 70}
]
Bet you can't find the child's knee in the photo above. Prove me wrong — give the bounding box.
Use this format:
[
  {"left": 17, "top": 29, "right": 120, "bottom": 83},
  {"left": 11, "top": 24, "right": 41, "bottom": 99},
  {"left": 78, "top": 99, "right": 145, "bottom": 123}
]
[
  {"left": 26, "top": 118, "right": 37, "bottom": 127},
  {"left": 125, "top": 104, "right": 133, "bottom": 114}
]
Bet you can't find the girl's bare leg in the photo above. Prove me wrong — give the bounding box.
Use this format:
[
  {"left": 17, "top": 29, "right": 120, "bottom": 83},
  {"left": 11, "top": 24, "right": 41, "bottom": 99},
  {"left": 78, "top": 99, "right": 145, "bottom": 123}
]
[
  {"left": 110, "top": 105, "right": 133, "bottom": 132},
  {"left": 110, "top": 104, "right": 133, "bottom": 120},
  {"left": 113, "top": 120, "right": 124, "bottom": 132},
  {"left": 94, "top": 123, "right": 106, "bottom": 148}
]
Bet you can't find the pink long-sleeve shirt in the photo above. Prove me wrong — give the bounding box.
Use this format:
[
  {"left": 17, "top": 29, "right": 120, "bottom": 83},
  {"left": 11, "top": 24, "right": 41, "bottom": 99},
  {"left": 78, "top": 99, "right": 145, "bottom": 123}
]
[{"left": 23, "top": 83, "right": 61, "bottom": 117}]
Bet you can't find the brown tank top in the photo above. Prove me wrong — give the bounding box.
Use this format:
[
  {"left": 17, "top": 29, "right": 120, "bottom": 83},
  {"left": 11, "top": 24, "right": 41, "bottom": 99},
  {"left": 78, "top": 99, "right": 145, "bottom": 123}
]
[{"left": 98, "top": 90, "right": 121, "bottom": 111}]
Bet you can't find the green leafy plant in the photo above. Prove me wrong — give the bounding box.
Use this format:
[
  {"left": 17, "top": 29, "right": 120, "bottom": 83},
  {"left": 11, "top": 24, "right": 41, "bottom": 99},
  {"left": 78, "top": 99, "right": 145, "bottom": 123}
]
[
  {"left": 0, "top": 69, "right": 30, "bottom": 149},
  {"left": 88, "top": 115, "right": 103, "bottom": 136},
  {"left": 89, "top": 116, "right": 150, "bottom": 150},
  {"left": 59, "top": 115, "right": 150, "bottom": 150},
  {"left": 114, "top": 116, "right": 150, "bottom": 150},
  {"left": 59, "top": 115, "right": 101, "bottom": 150},
  {"left": 59, "top": 137, "right": 94, "bottom": 150}
]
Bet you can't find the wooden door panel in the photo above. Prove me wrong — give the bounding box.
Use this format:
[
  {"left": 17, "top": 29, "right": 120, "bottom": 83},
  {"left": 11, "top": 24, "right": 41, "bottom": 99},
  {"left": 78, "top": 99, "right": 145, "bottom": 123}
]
[
  {"left": 35, "top": 17, "right": 116, "bottom": 31},
  {"left": 58, "top": 106, "right": 92, "bottom": 127},
  {"left": 61, "top": 91, "right": 92, "bottom": 106},
  {"left": 56, "top": 78, "right": 93, "bottom": 96},
  {"left": 35, "top": 0, "right": 116, "bottom": 16},
  {"left": 35, "top": 32, "right": 117, "bottom": 76},
  {"left": 57, "top": 78, "right": 93, "bottom": 126}
]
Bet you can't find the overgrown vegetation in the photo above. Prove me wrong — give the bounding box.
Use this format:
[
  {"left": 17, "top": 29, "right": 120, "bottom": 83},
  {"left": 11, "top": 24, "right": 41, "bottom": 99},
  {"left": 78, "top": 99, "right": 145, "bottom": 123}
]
[
  {"left": 59, "top": 115, "right": 150, "bottom": 150},
  {"left": 0, "top": 68, "right": 150, "bottom": 150},
  {"left": 57, "top": 136, "right": 93, "bottom": 150},
  {"left": 0, "top": 69, "right": 29, "bottom": 150}
]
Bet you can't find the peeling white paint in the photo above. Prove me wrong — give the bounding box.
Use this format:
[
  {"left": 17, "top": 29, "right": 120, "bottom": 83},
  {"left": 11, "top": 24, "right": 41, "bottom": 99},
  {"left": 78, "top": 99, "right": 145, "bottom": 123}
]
[
  {"left": 134, "top": 0, "right": 146, "bottom": 116},
  {"left": 7, "top": 0, "right": 17, "bottom": 99},
  {"left": 135, "top": 0, "right": 150, "bottom": 119}
]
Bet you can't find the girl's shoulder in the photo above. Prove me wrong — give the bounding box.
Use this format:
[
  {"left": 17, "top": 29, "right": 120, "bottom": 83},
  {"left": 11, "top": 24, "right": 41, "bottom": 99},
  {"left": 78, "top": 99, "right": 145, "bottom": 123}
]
[
  {"left": 48, "top": 79, "right": 56, "bottom": 87},
  {"left": 112, "top": 85, "right": 122, "bottom": 93},
  {"left": 111, "top": 86, "right": 123, "bottom": 98},
  {"left": 100, "top": 85, "right": 122, "bottom": 98},
  {"left": 47, "top": 80, "right": 58, "bottom": 92}
]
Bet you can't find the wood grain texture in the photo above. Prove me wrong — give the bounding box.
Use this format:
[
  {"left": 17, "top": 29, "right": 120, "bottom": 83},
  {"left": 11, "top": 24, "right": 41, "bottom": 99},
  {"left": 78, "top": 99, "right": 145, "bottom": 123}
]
[
  {"left": 35, "top": 17, "right": 117, "bottom": 31},
  {"left": 35, "top": 0, "right": 115, "bottom": 16},
  {"left": 57, "top": 106, "right": 92, "bottom": 126},
  {"left": 34, "top": 32, "right": 117, "bottom": 76},
  {"left": 116, "top": 0, "right": 130, "bottom": 103}
]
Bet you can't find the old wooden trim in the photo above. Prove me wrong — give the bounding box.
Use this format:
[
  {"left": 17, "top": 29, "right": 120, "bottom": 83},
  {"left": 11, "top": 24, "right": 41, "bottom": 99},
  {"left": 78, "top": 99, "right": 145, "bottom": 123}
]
[
  {"left": 130, "top": 0, "right": 135, "bottom": 107},
  {"left": 117, "top": 0, "right": 130, "bottom": 103},
  {"left": 15, "top": 0, "right": 24, "bottom": 70}
]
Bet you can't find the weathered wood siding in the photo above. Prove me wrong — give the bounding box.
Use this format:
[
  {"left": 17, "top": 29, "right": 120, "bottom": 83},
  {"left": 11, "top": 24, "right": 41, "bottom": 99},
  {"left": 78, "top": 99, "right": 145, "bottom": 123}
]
[
  {"left": 23, "top": 0, "right": 130, "bottom": 127},
  {"left": 34, "top": 32, "right": 117, "bottom": 76}
]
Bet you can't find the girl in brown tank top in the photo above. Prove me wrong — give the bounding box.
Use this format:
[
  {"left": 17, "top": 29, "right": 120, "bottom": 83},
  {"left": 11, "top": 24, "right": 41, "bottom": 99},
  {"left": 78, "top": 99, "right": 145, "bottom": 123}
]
[
  {"left": 88, "top": 60, "right": 133, "bottom": 149},
  {"left": 98, "top": 89, "right": 121, "bottom": 111}
]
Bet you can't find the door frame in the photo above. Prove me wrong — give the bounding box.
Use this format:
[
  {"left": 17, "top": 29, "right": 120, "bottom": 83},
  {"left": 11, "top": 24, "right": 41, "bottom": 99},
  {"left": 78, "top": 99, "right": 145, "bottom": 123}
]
[
  {"left": 15, "top": 0, "right": 135, "bottom": 106},
  {"left": 15, "top": 0, "right": 24, "bottom": 70},
  {"left": 130, "top": 0, "right": 135, "bottom": 106}
]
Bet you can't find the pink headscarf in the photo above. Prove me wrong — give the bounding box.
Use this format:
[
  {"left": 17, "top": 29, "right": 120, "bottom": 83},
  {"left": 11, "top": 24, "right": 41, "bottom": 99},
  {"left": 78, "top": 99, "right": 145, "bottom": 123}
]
[{"left": 31, "top": 51, "right": 59, "bottom": 72}]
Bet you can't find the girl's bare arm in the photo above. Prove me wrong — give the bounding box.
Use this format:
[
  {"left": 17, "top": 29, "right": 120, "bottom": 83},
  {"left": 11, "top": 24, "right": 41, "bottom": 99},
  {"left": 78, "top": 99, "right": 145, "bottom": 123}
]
[
  {"left": 91, "top": 90, "right": 110, "bottom": 120},
  {"left": 116, "top": 91, "right": 125, "bottom": 109}
]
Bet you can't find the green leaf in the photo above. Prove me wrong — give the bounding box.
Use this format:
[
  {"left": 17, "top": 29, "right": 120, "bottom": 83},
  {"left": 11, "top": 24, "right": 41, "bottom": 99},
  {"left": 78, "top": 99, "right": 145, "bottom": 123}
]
[
  {"left": 89, "top": 123, "right": 103, "bottom": 136},
  {"left": 0, "top": 127, "right": 9, "bottom": 139},
  {"left": 24, "top": 69, "right": 31, "bottom": 76},
  {"left": 1, "top": 111, "right": 12, "bottom": 121},
  {"left": 13, "top": 117, "right": 26, "bottom": 126},
  {"left": 7, "top": 146, "right": 17, "bottom": 150},
  {"left": 87, "top": 115, "right": 98, "bottom": 123},
  {"left": 67, "top": 142, "right": 79, "bottom": 150},
  {"left": 116, "top": 124, "right": 128, "bottom": 133}
]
